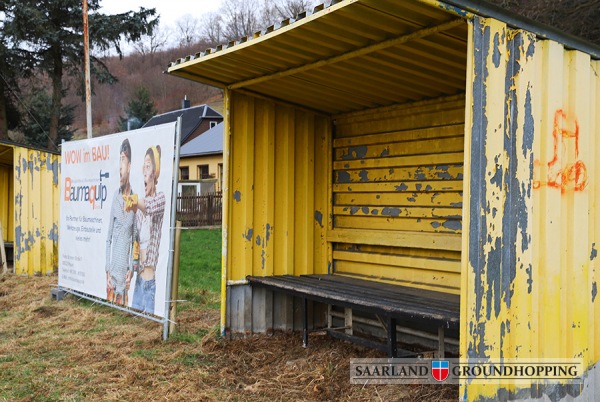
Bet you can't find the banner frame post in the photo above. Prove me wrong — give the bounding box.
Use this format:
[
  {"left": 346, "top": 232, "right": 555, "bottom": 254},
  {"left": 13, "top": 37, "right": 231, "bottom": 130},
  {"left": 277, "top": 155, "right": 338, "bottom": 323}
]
[
  {"left": 162, "top": 117, "right": 182, "bottom": 341},
  {"left": 169, "top": 220, "right": 182, "bottom": 336}
]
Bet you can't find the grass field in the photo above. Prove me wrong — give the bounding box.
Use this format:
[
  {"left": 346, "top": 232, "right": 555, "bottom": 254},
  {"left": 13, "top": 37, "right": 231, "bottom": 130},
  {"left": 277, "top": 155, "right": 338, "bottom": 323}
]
[
  {"left": 0, "top": 228, "right": 457, "bottom": 401},
  {"left": 177, "top": 228, "right": 222, "bottom": 312}
]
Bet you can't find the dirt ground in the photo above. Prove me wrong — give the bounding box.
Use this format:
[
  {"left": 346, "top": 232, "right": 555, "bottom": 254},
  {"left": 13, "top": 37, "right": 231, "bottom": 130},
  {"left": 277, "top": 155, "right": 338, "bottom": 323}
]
[{"left": 0, "top": 274, "right": 458, "bottom": 401}]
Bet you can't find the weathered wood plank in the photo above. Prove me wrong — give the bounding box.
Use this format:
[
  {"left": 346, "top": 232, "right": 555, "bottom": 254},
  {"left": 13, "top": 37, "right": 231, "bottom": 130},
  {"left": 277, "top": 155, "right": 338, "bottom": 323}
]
[
  {"left": 332, "top": 124, "right": 464, "bottom": 148},
  {"left": 334, "top": 164, "right": 464, "bottom": 183},
  {"left": 273, "top": 291, "right": 294, "bottom": 330},
  {"left": 333, "top": 250, "right": 461, "bottom": 273},
  {"left": 335, "top": 136, "right": 464, "bottom": 161},
  {"left": 251, "top": 286, "right": 273, "bottom": 333},
  {"left": 335, "top": 103, "right": 466, "bottom": 137},
  {"left": 333, "top": 152, "right": 464, "bottom": 170},
  {"left": 334, "top": 215, "right": 461, "bottom": 233},
  {"left": 333, "top": 180, "right": 463, "bottom": 193},
  {"left": 334, "top": 262, "right": 460, "bottom": 293},
  {"left": 246, "top": 274, "right": 460, "bottom": 327},
  {"left": 249, "top": 275, "right": 458, "bottom": 313},
  {"left": 334, "top": 242, "right": 461, "bottom": 260},
  {"left": 333, "top": 205, "right": 462, "bottom": 219},
  {"left": 327, "top": 228, "right": 462, "bottom": 251},
  {"left": 334, "top": 191, "right": 463, "bottom": 207}
]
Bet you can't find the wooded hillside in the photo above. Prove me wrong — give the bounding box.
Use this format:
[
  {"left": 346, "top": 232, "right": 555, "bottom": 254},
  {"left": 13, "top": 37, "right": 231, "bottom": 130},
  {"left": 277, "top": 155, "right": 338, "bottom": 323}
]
[
  {"left": 65, "top": 45, "right": 222, "bottom": 138},
  {"left": 4, "top": 0, "right": 599, "bottom": 143}
]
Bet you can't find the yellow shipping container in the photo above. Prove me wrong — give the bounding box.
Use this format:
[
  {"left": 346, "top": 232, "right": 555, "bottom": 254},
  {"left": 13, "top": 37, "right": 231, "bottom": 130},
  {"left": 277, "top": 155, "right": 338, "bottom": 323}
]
[
  {"left": 0, "top": 142, "right": 60, "bottom": 276},
  {"left": 167, "top": 0, "right": 600, "bottom": 400}
]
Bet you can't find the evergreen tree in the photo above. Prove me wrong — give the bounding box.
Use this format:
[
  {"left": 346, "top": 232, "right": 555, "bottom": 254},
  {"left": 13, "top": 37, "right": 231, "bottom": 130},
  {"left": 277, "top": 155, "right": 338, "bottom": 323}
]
[
  {"left": 119, "top": 87, "right": 158, "bottom": 131},
  {"left": 19, "top": 89, "right": 75, "bottom": 148},
  {"left": 0, "top": 10, "right": 35, "bottom": 140},
  {"left": 1, "top": 0, "right": 158, "bottom": 149}
]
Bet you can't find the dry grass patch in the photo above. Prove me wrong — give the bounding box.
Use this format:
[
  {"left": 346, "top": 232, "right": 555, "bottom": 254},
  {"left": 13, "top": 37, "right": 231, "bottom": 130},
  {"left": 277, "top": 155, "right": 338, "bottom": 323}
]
[{"left": 0, "top": 274, "right": 457, "bottom": 401}]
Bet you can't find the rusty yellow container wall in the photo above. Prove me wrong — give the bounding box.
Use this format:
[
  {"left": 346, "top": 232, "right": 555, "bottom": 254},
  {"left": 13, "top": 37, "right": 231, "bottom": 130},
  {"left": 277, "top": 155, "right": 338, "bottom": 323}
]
[
  {"left": 0, "top": 152, "right": 15, "bottom": 243},
  {"left": 462, "top": 16, "right": 600, "bottom": 400},
  {"left": 13, "top": 147, "right": 60, "bottom": 276},
  {"left": 330, "top": 95, "right": 464, "bottom": 293},
  {"left": 227, "top": 91, "right": 330, "bottom": 281}
]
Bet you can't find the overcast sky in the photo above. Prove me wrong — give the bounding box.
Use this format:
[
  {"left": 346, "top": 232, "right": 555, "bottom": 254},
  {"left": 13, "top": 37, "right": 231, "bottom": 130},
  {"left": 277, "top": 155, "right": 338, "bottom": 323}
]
[{"left": 99, "top": 0, "right": 223, "bottom": 29}]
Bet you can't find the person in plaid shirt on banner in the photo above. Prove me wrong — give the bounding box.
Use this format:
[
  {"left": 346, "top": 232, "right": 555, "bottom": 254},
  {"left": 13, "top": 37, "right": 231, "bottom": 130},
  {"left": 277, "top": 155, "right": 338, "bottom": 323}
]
[
  {"left": 105, "top": 139, "right": 137, "bottom": 305},
  {"left": 124, "top": 145, "right": 165, "bottom": 314}
]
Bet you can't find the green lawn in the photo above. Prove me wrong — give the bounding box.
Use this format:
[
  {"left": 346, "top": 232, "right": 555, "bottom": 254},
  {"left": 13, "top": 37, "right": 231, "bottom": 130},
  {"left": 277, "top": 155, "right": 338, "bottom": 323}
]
[{"left": 176, "top": 228, "right": 222, "bottom": 310}]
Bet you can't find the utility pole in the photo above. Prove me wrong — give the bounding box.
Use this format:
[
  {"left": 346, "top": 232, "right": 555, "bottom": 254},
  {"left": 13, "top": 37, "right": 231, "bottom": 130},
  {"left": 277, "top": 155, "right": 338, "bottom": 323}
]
[{"left": 83, "top": 0, "right": 92, "bottom": 138}]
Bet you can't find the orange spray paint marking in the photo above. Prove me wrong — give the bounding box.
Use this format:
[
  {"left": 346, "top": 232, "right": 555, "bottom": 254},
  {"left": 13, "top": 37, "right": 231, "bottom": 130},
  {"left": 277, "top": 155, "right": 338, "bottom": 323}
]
[{"left": 533, "top": 109, "right": 588, "bottom": 193}]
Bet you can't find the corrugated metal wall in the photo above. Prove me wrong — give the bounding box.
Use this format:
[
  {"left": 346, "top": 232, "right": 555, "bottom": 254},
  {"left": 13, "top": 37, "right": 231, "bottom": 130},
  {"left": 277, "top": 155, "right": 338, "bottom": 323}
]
[
  {"left": 463, "top": 17, "right": 600, "bottom": 401},
  {"left": 0, "top": 155, "right": 14, "bottom": 243},
  {"left": 227, "top": 92, "right": 330, "bottom": 281},
  {"left": 330, "top": 95, "right": 464, "bottom": 294},
  {"left": 13, "top": 147, "right": 60, "bottom": 276}
]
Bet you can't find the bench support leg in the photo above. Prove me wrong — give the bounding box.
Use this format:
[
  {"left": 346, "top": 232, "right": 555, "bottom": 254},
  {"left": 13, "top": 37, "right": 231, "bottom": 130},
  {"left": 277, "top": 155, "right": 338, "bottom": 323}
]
[
  {"left": 303, "top": 297, "right": 308, "bottom": 348},
  {"left": 387, "top": 317, "right": 397, "bottom": 358},
  {"left": 0, "top": 226, "right": 6, "bottom": 274},
  {"left": 438, "top": 326, "right": 445, "bottom": 358},
  {"left": 344, "top": 308, "right": 353, "bottom": 335}
]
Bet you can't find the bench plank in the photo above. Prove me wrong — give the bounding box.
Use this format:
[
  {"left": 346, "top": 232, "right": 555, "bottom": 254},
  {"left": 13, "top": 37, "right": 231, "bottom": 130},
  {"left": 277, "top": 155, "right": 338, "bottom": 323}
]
[{"left": 247, "top": 274, "right": 459, "bottom": 329}]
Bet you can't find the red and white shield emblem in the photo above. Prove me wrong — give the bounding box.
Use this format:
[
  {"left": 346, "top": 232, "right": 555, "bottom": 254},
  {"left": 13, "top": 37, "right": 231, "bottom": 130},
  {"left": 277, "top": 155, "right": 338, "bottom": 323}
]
[{"left": 432, "top": 360, "right": 449, "bottom": 381}]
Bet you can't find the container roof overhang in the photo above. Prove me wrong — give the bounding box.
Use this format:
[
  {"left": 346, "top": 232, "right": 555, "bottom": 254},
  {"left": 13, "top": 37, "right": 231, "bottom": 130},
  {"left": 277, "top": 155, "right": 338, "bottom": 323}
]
[
  {"left": 167, "top": 0, "right": 471, "bottom": 116},
  {"left": 0, "top": 144, "right": 14, "bottom": 167}
]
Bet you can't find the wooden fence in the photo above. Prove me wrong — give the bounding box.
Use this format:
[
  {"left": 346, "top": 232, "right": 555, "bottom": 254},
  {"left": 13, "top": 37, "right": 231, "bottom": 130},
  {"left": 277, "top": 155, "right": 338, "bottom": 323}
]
[{"left": 176, "top": 192, "right": 222, "bottom": 227}]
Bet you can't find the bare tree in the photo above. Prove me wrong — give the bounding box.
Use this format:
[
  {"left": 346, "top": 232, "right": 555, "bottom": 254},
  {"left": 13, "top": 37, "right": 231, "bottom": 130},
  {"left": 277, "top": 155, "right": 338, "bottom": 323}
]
[
  {"left": 260, "top": 0, "right": 319, "bottom": 30},
  {"left": 201, "top": 12, "right": 224, "bottom": 46},
  {"left": 197, "top": 0, "right": 320, "bottom": 45},
  {"left": 134, "top": 25, "right": 172, "bottom": 56},
  {"left": 175, "top": 14, "right": 201, "bottom": 47},
  {"left": 221, "top": 0, "right": 261, "bottom": 41},
  {"left": 272, "top": 0, "right": 318, "bottom": 21}
]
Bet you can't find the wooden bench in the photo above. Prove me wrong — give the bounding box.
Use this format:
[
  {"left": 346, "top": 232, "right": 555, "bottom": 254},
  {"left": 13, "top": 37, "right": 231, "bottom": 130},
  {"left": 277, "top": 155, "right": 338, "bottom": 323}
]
[{"left": 246, "top": 274, "right": 460, "bottom": 358}]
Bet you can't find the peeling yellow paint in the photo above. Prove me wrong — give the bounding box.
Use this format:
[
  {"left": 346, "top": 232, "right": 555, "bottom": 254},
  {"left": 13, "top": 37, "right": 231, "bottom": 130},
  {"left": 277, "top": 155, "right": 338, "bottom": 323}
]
[
  {"left": 226, "top": 92, "right": 330, "bottom": 281},
  {"left": 1, "top": 144, "right": 60, "bottom": 276},
  {"left": 463, "top": 17, "right": 600, "bottom": 401}
]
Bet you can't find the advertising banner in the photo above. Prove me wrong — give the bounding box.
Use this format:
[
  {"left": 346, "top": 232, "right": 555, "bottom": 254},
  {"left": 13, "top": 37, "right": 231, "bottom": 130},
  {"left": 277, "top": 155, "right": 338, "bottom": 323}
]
[{"left": 58, "top": 123, "right": 176, "bottom": 318}]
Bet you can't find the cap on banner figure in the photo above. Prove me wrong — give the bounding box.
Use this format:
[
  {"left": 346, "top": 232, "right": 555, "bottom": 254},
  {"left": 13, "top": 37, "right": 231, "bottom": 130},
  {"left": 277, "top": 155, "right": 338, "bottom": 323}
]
[
  {"left": 124, "top": 145, "right": 166, "bottom": 315},
  {"left": 105, "top": 138, "right": 137, "bottom": 306}
]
